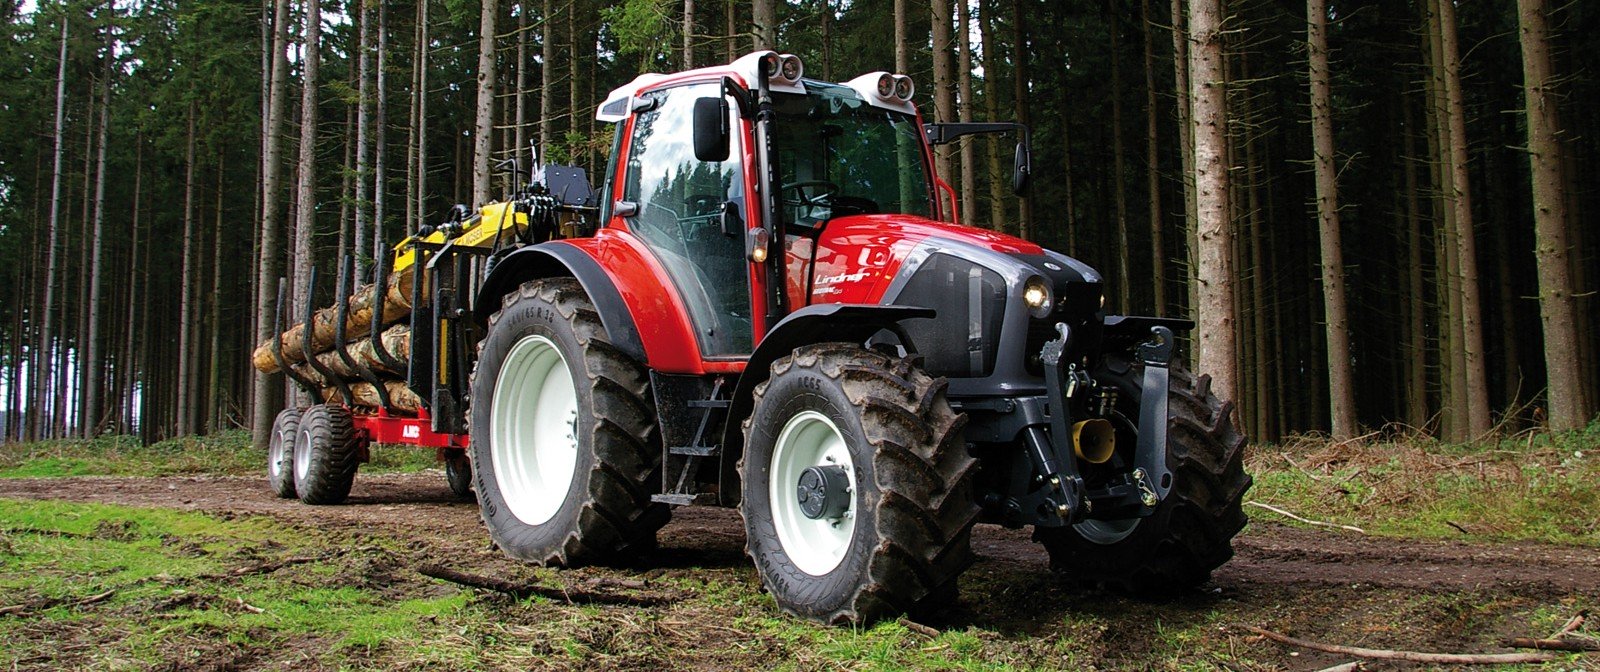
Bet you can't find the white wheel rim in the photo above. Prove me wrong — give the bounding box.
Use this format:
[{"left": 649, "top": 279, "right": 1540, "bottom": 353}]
[
  {"left": 489, "top": 334, "right": 579, "bottom": 525},
  {"left": 293, "top": 426, "right": 311, "bottom": 482},
  {"left": 769, "top": 410, "right": 856, "bottom": 576},
  {"left": 269, "top": 430, "right": 287, "bottom": 481},
  {"left": 1075, "top": 517, "right": 1140, "bottom": 545}
]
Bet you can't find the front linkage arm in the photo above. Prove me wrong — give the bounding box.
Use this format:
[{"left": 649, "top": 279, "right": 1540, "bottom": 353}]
[{"left": 1037, "top": 324, "right": 1177, "bottom": 526}]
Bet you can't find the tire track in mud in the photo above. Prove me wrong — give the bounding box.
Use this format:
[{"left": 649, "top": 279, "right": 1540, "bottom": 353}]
[{"left": 3, "top": 473, "right": 1597, "bottom": 597}]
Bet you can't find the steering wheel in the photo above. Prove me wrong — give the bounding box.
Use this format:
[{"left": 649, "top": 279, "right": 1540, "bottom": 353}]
[{"left": 780, "top": 180, "right": 840, "bottom": 220}]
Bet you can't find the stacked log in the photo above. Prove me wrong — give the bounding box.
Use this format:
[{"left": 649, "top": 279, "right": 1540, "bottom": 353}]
[
  {"left": 317, "top": 380, "right": 424, "bottom": 414},
  {"left": 250, "top": 268, "right": 414, "bottom": 374},
  {"left": 253, "top": 272, "right": 424, "bottom": 415}
]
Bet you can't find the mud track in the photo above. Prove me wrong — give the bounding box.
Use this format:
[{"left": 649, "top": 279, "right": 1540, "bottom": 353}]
[{"left": 3, "top": 472, "right": 1596, "bottom": 596}]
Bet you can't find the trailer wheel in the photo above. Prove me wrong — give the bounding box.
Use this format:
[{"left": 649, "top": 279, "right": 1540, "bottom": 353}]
[
  {"left": 469, "top": 279, "right": 668, "bottom": 566},
  {"left": 739, "top": 343, "right": 978, "bottom": 624},
  {"left": 292, "top": 404, "right": 362, "bottom": 505},
  {"left": 267, "top": 408, "right": 302, "bottom": 498},
  {"left": 1035, "top": 363, "right": 1250, "bottom": 594},
  {"left": 444, "top": 451, "right": 473, "bottom": 500}
]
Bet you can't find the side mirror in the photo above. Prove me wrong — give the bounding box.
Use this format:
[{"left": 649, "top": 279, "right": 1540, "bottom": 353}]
[
  {"left": 693, "top": 97, "right": 730, "bottom": 162},
  {"left": 1012, "top": 142, "right": 1031, "bottom": 195}
]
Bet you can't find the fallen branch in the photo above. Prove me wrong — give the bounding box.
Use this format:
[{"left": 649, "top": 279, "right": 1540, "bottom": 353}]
[
  {"left": 1502, "top": 637, "right": 1600, "bottom": 653},
  {"left": 1241, "top": 625, "right": 1557, "bottom": 664},
  {"left": 228, "top": 555, "right": 325, "bottom": 577},
  {"left": 1552, "top": 610, "right": 1589, "bottom": 638},
  {"left": 72, "top": 589, "right": 115, "bottom": 607},
  {"left": 1312, "top": 663, "right": 1365, "bottom": 672},
  {"left": 897, "top": 617, "right": 941, "bottom": 638},
  {"left": 235, "top": 597, "right": 266, "bottom": 614},
  {"left": 1244, "top": 501, "right": 1366, "bottom": 534},
  {"left": 418, "top": 565, "right": 668, "bottom": 607},
  {"left": 1445, "top": 520, "right": 1471, "bottom": 535}
]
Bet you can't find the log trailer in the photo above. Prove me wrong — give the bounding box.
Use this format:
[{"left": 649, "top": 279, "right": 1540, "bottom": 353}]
[{"left": 255, "top": 51, "right": 1250, "bottom": 624}]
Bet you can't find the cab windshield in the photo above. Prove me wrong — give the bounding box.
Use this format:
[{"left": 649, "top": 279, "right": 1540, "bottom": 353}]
[{"left": 771, "top": 82, "right": 935, "bottom": 222}]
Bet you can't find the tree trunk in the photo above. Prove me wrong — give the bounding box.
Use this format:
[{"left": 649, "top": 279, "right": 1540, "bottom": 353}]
[
  {"left": 473, "top": 0, "right": 497, "bottom": 207},
  {"left": 539, "top": 0, "right": 555, "bottom": 156},
  {"left": 374, "top": 0, "right": 388, "bottom": 263},
  {"left": 293, "top": 0, "right": 324, "bottom": 407},
  {"left": 209, "top": 163, "right": 226, "bottom": 432},
  {"left": 1518, "top": 0, "right": 1590, "bottom": 430},
  {"left": 35, "top": 18, "right": 68, "bottom": 440},
  {"left": 931, "top": 0, "right": 955, "bottom": 197},
  {"left": 683, "top": 0, "right": 695, "bottom": 68},
  {"left": 1188, "top": 0, "right": 1237, "bottom": 405},
  {"left": 1143, "top": 0, "right": 1166, "bottom": 316},
  {"left": 1110, "top": 13, "right": 1130, "bottom": 310},
  {"left": 1402, "top": 95, "right": 1428, "bottom": 431},
  {"left": 893, "top": 0, "right": 908, "bottom": 72},
  {"left": 515, "top": 2, "right": 528, "bottom": 159},
  {"left": 1009, "top": 0, "right": 1031, "bottom": 239},
  {"left": 178, "top": 103, "right": 198, "bottom": 436},
  {"left": 1307, "top": 0, "right": 1356, "bottom": 439},
  {"left": 725, "top": 0, "right": 736, "bottom": 61},
  {"left": 980, "top": 0, "right": 1003, "bottom": 231},
  {"left": 253, "top": 0, "right": 291, "bottom": 448},
  {"left": 353, "top": 0, "right": 371, "bottom": 277},
  {"left": 753, "top": 0, "right": 775, "bottom": 50},
  {"left": 1435, "top": 0, "right": 1491, "bottom": 437},
  {"left": 957, "top": 1, "right": 976, "bottom": 227},
  {"left": 83, "top": 24, "right": 111, "bottom": 437},
  {"left": 125, "top": 138, "right": 143, "bottom": 434},
  {"left": 416, "top": 0, "right": 429, "bottom": 231},
  {"left": 1172, "top": 0, "right": 1197, "bottom": 320}
]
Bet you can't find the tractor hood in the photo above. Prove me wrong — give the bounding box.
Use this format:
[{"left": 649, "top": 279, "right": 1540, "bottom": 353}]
[
  {"left": 804, "top": 213, "right": 1101, "bottom": 306},
  {"left": 800, "top": 213, "right": 1105, "bottom": 384}
]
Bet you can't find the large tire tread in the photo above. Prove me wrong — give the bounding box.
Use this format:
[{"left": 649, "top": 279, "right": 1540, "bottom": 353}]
[
  {"left": 295, "top": 404, "right": 362, "bottom": 505},
  {"left": 1037, "top": 365, "right": 1250, "bottom": 595},
  {"left": 471, "top": 278, "right": 669, "bottom": 567},
  {"left": 742, "top": 343, "right": 979, "bottom": 624}
]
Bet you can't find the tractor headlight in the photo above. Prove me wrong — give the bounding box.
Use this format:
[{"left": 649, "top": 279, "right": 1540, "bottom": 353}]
[{"left": 1023, "top": 276, "right": 1053, "bottom": 318}]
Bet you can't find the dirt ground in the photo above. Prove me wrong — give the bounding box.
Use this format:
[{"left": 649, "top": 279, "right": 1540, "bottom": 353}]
[{"left": 3, "top": 472, "right": 1597, "bottom": 670}]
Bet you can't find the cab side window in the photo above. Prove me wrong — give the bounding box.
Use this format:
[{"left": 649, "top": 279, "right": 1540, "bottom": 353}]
[{"left": 622, "top": 84, "right": 752, "bottom": 356}]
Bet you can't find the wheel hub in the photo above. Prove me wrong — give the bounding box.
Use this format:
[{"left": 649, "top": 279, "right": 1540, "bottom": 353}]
[{"left": 796, "top": 465, "right": 851, "bottom": 520}]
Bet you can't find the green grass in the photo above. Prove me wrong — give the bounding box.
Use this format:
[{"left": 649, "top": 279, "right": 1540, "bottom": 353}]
[
  {"left": 0, "top": 430, "right": 436, "bottom": 479},
  {"left": 0, "top": 499, "right": 472, "bottom": 669},
  {"left": 1247, "top": 420, "right": 1600, "bottom": 545}
]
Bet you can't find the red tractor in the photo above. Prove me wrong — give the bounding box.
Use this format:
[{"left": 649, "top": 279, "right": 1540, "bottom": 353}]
[{"left": 268, "top": 51, "right": 1249, "bottom": 624}]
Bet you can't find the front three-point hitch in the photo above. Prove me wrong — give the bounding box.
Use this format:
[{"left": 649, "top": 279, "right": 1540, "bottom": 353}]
[{"left": 1033, "top": 323, "right": 1177, "bottom": 527}]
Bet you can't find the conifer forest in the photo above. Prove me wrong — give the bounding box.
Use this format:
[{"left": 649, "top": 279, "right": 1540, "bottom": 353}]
[{"left": 1, "top": 0, "right": 1597, "bottom": 447}]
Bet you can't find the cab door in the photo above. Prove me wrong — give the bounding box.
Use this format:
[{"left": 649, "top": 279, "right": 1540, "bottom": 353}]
[{"left": 615, "top": 82, "right": 755, "bottom": 358}]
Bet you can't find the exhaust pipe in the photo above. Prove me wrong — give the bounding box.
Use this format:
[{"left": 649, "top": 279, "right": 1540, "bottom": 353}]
[{"left": 1072, "top": 418, "right": 1117, "bottom": 464}]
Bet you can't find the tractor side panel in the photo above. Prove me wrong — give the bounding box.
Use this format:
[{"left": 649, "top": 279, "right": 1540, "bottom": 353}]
[{"left": 561, "top": 231, "right": 709, "bottom": 375}]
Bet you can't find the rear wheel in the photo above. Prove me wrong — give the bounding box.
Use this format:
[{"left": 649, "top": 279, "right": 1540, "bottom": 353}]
[
  {"left": 267, "top": 408, "right": 302, "bottom": 498},
  {"left": 740, "top": 343, "right": 977, "bottom": 624},
  {"left": 469, "top": 279, "right": 669, "bottom": 566},
  {"left": 293, "top": 404, "right": 362, "bottom": 505},
  {"left": 1035, "top": 363, "right": 1250, "bottom": 594}
]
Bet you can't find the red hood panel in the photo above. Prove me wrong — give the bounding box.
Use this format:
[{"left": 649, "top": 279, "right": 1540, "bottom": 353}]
[{"left": 802, "top": 214, "right": 1043, "bottom": 306}]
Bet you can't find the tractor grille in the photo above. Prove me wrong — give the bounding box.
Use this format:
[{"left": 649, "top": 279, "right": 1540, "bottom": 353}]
[{"left": 894, "top": 253, "right": 1007, "bottom": 378}]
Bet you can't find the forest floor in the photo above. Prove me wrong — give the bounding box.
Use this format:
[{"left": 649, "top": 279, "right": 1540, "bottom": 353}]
[{"left": 0, "top": 430, "right": 1596, "bottom": 671}]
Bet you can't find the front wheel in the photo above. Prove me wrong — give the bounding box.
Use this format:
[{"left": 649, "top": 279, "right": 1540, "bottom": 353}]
[
  {"left": 740, "top": 343, "right": 978, "bottom": 624},
  {"left": 1035, "top": 363, "right": 1250, "bottom": 594},
  {"left": 469, "top": 279, "right": 669, "bottom": 566}
]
